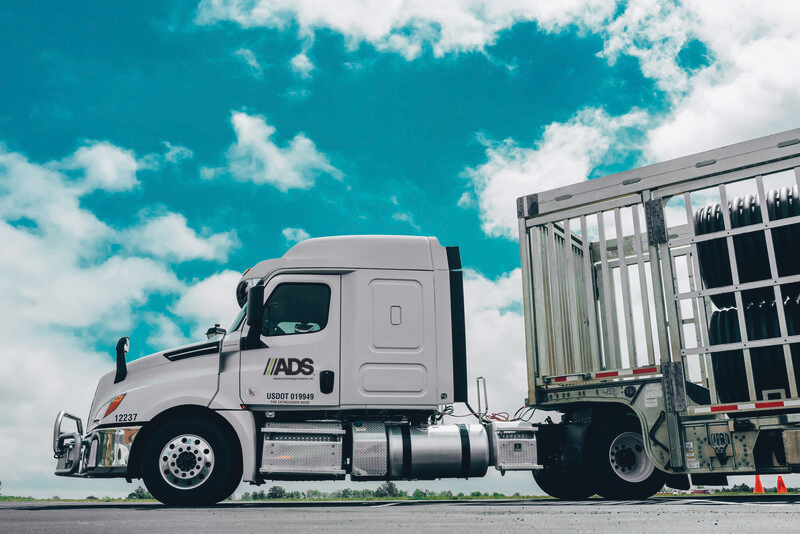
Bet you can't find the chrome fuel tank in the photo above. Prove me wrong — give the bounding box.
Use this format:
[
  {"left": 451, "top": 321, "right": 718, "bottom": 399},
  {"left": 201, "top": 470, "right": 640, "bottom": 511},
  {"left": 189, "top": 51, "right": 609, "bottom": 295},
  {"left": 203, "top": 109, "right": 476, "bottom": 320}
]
[{"left": 387, "top": 423, "right": 489, "bottom": 479}]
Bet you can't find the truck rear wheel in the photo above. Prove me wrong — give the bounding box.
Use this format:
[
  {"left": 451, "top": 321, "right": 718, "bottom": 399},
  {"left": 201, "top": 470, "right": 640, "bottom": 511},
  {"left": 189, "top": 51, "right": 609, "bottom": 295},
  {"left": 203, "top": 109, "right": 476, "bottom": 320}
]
[
  {"left": 141, "top": 416, "right": 242, "bottom": 506},
  {"left": 591, "top": 418, "right": 665, "bottom": 499},
  {"left": 533, "top": 466, "right": 596, "bottom": 500}
]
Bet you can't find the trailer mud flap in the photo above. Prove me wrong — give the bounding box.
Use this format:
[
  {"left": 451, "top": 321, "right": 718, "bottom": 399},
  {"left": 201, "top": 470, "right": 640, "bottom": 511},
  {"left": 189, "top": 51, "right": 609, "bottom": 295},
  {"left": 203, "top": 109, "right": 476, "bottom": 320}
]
[
  {"left": 562, "top": 409, "right": 591, "bottom": 466},
  {"left": 666, "top": 474, "right": 690, "bottom": 490}
]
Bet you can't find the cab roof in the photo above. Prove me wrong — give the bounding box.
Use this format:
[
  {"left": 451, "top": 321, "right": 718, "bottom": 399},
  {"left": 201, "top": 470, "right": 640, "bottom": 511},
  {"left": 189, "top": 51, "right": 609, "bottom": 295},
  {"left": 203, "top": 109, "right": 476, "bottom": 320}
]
[{"left": 241, "top": 235, "right": 451, "bottom": 284}]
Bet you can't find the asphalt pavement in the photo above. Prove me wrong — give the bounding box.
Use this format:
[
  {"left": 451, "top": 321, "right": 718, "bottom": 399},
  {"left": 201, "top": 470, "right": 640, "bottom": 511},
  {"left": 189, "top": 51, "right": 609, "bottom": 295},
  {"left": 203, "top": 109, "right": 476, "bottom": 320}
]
[{"left": 2, "top": 496, "right": 800, "bottom": 533}]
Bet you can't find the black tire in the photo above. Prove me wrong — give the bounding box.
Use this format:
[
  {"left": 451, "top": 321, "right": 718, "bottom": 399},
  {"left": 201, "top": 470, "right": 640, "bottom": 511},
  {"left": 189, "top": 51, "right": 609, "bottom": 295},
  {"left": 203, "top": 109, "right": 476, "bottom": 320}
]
[
  {"left": 533, "top": 466, "right": 597, "bottom": 500},
  {"left": 591, "top": 417, "right": 666, "bottom": 500},
  {"left": 141, "top": 416, "right": 242, "bottom": 506}
]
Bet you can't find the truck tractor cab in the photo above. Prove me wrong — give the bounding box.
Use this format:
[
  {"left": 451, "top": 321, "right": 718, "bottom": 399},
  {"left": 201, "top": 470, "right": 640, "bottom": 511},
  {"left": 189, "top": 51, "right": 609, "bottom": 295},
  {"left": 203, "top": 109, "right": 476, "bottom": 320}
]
[{"left": 54, "top": 235, "right": 541, "bottom": 505}]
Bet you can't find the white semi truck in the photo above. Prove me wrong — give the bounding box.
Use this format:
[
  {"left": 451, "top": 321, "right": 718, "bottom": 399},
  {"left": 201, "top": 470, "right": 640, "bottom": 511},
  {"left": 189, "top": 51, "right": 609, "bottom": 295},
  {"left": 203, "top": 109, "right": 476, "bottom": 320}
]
[{"left": 55, "top": 128, "right": 800, "bottom": 504}]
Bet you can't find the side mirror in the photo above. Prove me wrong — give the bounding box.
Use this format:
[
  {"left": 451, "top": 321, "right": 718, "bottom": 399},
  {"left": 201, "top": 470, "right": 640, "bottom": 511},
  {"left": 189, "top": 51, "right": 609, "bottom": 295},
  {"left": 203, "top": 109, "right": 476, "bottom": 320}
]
[
  {"left": 246, "top": 284, "right": 265, "bottom": 326},
  {"left": 243, "top": 283, "right": 266, "bottom": 349},
  {"left": 205, "top": 323, "right": 227, "bottom": 339}
]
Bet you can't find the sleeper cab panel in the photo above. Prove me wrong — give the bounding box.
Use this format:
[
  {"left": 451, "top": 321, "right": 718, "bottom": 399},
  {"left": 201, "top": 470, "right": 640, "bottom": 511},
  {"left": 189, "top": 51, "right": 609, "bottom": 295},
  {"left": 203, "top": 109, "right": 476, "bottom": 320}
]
[{"left": 340, "top": 269, "right": 447, "bottom": 407}]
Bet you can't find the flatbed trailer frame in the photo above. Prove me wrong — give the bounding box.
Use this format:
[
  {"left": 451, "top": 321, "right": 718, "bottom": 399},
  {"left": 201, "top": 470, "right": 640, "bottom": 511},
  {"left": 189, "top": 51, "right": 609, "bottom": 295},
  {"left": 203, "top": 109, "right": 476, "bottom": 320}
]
[{"left": 518, "top": 128, "right": 800, "bottom": 482}]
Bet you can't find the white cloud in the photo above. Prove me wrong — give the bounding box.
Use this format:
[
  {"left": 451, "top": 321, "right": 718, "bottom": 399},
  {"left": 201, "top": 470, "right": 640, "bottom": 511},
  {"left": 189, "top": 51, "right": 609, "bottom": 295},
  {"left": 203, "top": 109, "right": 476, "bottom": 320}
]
[
  {"left": 0, "top": 143, "right": 241, "bottom": 497},
  {"left": 213, "top": 111, "right": 343, "bottom": 191},
  {"left": 282, "top": 227, "right": 310, "bottom": 243},
  {"left": 196, "top": 0, "right": 617, "bottom": 60},
  {"left": 126, "top": 212, "right": 237, "bottom": 262},
  {"left": 599, "top": 0, "right": 695, "bottom": 95},
  {"left": 163, "top": 141, "right": 194, "bottom": 164},
  {"left": 290, "top": 52, "right": 315, "bottom": 78},
  {"left": 145, "top": 313, "right": 193, "bottom": 349},
  {"left": 172, "top": 270, "right": 244, "bottom": 336},
  {"left": 392, "top": 211, "right": 421, "bottom": 232},
  {"left": 544, "top": 1, "right": 800, "bottom": 162},
  {"left": 0, "top": 151, "right": 173, "bottom": 495},
  {"left": 36, "top": 256, "right": 181, "bottom": 330},
  {"left": 0, "top": 330, "right": 114, "bottom": 494},
  {"left": 462, "top": 268, "right": 528, "bottom": 414},
  {"left": 195, "top": 0, "right": 800, "bottom": 166},
  {"left": 60, "top": 141, "right": 139, "bottom": 193},
  {"left": 136, "top": 142, "right": 194, "bottom": 171},
  {"left": 199, "top": 166, "right": 221, "bottom": 180},
  {"left": 0, "top": 150, "right": 109, "bottom": 255},
  {"left": 235, "top": 47, "right": 264, "bottom": 79},
  {"left": 465, "top": 108, "right": 647, "bottom": 240},
  {"left": 196, "top": 1, "right": 800, "bottom": 166},
  {"left": 645, "top": 1, "right": 800, "bottom": 160},
  {"left": 189, "top": 0, "right": 700, "bottom": 108}
]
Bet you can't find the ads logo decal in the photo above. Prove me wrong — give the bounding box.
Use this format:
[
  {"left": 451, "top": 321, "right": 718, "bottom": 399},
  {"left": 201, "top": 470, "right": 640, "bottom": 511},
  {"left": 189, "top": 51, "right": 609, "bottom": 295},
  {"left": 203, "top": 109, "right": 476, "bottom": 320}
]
[{"left": 263, "top": 358, "right": 314, "bottom": 376}]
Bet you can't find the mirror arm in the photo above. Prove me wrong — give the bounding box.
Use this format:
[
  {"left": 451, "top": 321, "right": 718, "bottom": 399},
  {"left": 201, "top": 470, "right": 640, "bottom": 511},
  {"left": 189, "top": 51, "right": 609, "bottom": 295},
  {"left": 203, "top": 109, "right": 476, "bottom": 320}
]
[{"left": 114, "top": 337, "right": 129, "bottom": 384}]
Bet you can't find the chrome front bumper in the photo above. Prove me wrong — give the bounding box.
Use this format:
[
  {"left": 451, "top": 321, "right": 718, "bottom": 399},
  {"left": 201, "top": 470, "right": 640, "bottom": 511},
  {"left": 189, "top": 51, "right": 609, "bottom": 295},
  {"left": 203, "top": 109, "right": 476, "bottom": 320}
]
[{"left": 53, "top": 411, "right": 140, "bottom": 477}]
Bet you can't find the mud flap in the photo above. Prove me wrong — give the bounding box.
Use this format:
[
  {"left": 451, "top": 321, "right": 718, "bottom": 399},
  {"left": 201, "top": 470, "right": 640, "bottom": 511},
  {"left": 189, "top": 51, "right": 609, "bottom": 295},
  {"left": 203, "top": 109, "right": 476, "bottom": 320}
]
[
  {"left": 665, "top": 474, "right": 690, "bottom": 490},
  {"left": 562, "top": 409, "right": 592, "bottom": 466}
]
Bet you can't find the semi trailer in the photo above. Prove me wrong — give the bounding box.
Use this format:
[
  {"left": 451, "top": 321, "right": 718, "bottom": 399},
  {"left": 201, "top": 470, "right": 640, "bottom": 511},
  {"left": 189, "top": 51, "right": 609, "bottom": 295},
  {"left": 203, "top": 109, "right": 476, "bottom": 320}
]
[{"left": 54, "top": 127, "right": 800, "bottom": 504}]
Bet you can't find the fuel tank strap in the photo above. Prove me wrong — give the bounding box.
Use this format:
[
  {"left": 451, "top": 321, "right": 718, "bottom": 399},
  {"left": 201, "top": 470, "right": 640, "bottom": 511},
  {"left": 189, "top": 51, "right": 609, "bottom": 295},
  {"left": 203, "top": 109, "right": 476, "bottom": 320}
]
[
  {"left": 401, "top": 425, "right": 412, "bottom": 479},
  {"left": 458, "top": 424, "right": 471, "bottom": 478}
]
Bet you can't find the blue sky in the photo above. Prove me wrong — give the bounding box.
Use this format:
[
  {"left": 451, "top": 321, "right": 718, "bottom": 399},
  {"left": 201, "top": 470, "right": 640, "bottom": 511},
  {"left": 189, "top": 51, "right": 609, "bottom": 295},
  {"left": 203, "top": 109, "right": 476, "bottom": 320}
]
[
  {"left": 3, "top": 0, "right": 800, "bottom": 498},
  {"left": 0, "top": 2, "right": 658, "bottom": 280}
]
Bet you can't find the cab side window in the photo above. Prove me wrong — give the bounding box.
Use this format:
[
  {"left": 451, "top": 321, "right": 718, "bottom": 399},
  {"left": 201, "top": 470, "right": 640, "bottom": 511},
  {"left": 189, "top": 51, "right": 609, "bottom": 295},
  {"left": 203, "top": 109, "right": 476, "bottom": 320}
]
[{"left": 264, "top": 283, "right": 331, "bottom": 336}]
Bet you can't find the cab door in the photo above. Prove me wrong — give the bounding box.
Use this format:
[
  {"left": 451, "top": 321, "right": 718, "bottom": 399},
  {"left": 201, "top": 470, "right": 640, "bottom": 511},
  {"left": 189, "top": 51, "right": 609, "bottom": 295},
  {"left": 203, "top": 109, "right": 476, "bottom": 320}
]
[{"left": 239, "top": 274, "right": 340, "bottom": 408}]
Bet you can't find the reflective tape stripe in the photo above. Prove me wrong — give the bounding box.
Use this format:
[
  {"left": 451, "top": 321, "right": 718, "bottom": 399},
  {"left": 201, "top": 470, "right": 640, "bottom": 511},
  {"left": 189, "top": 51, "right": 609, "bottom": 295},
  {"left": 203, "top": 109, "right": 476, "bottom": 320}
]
[
  {"left": 547, "top": 366, "right": 660, "bottom": 383},
  {"left": 553, "top": 376, "right": 579, "bottom": 383},
  {"left": 755, "top": 401, "right": 785, "bottom": 409},
  {"left": 690, "top": 399, "right": 800, "bottom": 414},
  {"left": 595, "top": 371, "right": 617, "bottom": 378},
  {"left": 710, "top": 404, "right": 738, "bottom": 413}
]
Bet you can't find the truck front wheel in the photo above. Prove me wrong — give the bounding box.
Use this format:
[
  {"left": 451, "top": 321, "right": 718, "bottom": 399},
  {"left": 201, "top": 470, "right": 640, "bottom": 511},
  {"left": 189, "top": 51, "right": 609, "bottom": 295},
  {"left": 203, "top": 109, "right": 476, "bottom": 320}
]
[
  {"left": 591, "top": 418, "right": 665, "bottom": 499},
  {"left": 141, "top": 417, "right": 242, "bottom": 506}
]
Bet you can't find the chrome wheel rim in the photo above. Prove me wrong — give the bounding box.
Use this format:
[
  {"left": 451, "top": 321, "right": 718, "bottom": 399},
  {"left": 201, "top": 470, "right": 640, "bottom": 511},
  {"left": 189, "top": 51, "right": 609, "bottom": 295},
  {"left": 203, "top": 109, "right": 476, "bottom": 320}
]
[
  {"left": 158, "top": 434, "right": 214, "bottom": 490},
  {"left": 608, "top": 431, "right": 654, "bottom": 483}
]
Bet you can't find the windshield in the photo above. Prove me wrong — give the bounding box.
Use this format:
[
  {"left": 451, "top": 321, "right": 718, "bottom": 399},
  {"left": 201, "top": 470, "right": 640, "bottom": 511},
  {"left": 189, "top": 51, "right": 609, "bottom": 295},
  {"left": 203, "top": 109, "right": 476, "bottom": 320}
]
[{"left": 229, "top": 304, "right": 247, "bottom": 332}]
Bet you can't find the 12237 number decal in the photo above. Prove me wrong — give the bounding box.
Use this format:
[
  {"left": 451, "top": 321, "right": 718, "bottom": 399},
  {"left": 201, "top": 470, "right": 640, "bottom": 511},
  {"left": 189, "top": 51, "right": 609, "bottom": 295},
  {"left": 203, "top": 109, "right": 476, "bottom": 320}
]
[{"left": 114, "top": 413, "right": 138, "bottom": 422}]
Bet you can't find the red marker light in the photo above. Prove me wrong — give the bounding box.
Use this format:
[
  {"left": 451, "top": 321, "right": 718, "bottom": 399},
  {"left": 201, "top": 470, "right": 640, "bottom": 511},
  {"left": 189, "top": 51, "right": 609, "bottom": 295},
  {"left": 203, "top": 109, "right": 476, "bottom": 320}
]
[{"left": 104, "top": 394, "right": 126, "bottom": 417}]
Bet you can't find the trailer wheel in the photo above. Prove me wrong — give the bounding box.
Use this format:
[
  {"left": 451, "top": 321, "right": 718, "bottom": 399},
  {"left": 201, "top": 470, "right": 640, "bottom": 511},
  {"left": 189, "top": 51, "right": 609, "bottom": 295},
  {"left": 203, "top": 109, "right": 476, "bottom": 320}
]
[
  {"left": 591, "top": 418, "right": 665, "bottom": 499},
  {"left": 141, "top": 417, "right": 242, "bottom": 506},
  {"left": 533, "top": 467, "right": 596, "bottom": 500}
]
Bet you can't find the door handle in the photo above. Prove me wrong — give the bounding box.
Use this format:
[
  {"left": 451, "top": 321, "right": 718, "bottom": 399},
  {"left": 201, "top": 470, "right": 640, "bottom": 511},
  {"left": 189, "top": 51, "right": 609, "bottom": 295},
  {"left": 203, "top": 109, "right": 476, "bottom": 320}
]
[{"left": 320, "top": 370, "right": 334, "bottom": 394}]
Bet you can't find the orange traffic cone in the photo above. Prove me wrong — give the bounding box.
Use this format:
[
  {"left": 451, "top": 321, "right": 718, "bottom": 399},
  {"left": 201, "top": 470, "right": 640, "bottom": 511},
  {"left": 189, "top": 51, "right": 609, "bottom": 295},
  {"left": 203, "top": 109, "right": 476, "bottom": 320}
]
[
  {"left": 754, "top": 475, "right": 765, "bottom": 494},
  {"left": 777, "top": 476, "right": 788, "bottom": 494}
]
